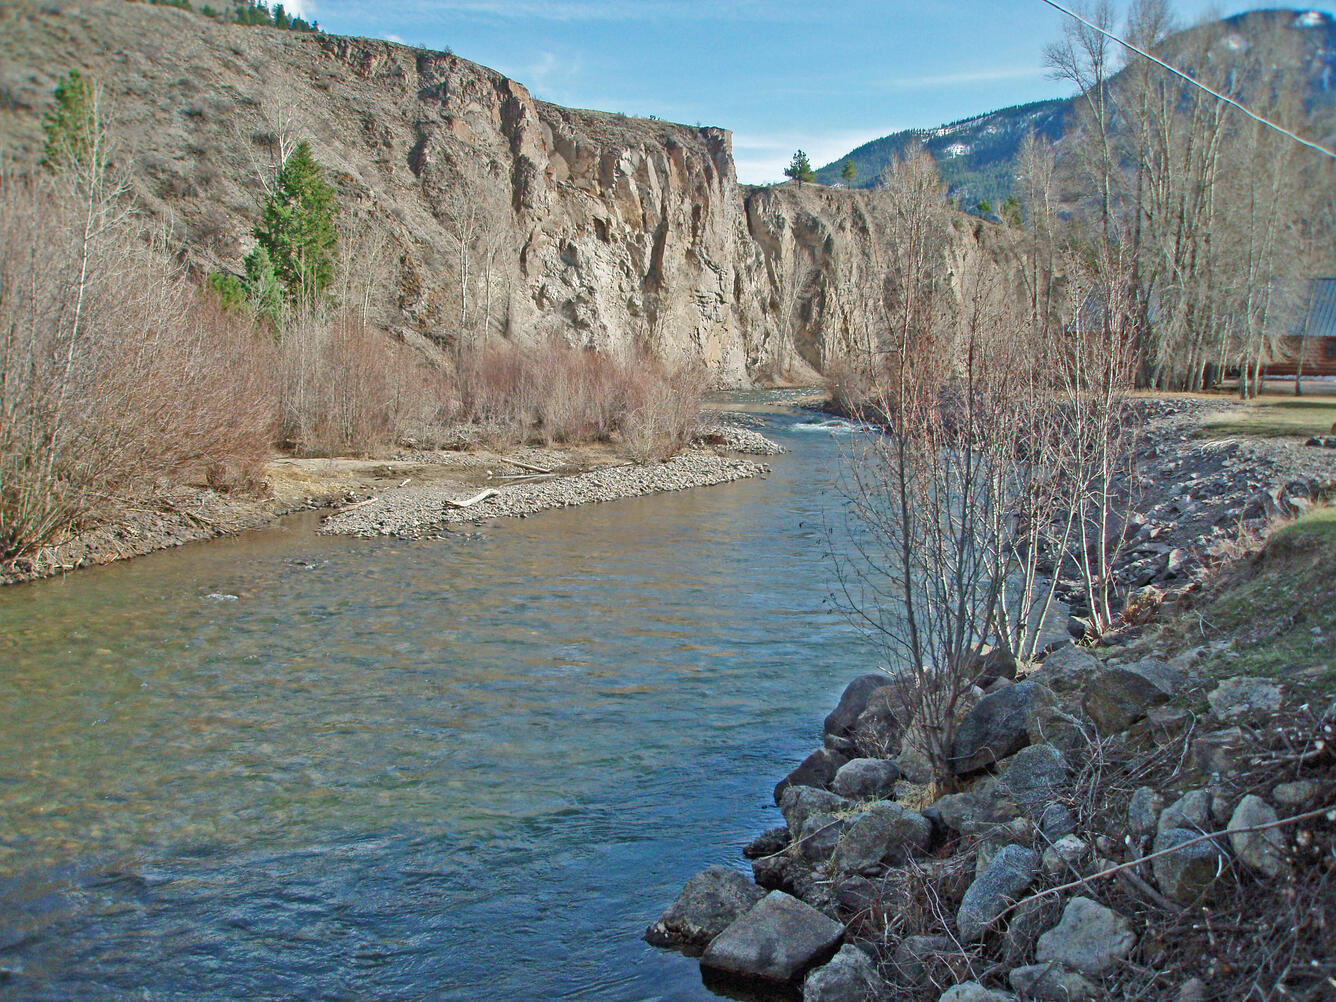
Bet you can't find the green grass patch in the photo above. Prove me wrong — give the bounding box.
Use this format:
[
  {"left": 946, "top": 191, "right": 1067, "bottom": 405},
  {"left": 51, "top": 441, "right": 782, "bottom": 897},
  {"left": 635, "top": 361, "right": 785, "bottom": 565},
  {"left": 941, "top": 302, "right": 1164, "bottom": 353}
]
[
  {"left": 1188, "top": 505, "right": 1336, "bottom": 698},
  {"left": 1202, "top": 396, "right": 1336, "bottom": 439}
]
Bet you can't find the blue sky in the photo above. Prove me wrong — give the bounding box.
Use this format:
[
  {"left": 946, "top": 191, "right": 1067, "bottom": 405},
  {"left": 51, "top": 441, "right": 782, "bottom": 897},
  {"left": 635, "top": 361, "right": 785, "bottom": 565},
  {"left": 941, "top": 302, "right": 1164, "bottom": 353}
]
[{"left": 285, "top": 1, "right": 1279, "bottom": 183}]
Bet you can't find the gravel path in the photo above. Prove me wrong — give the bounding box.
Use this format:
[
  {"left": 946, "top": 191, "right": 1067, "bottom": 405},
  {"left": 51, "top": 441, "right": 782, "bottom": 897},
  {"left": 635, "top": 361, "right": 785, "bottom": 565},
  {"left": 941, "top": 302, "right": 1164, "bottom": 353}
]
[{"left": 320, "top": 452, "right": 768, "bottom": 538}]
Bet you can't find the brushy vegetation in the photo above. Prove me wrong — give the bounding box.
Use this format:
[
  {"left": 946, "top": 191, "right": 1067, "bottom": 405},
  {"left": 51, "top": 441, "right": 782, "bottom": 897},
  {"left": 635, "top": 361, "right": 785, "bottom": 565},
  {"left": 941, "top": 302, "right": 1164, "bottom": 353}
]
[{"left": 0, "top": 168, "right": 277, "bottom": 561}]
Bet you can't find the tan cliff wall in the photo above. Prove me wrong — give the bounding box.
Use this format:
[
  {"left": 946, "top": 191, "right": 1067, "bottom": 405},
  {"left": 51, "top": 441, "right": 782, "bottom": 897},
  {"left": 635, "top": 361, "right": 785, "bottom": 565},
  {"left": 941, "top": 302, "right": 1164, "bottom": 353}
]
[{"left": 0, "top": 0, "right": 988, "bottom": 385}]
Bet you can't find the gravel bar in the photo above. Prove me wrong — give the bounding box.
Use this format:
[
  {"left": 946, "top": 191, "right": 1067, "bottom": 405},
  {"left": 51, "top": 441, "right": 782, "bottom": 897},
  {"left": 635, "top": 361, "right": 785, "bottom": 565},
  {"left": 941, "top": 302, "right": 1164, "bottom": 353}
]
[{"left": 320, "top": 452, "right": 768, "bottom": 538}]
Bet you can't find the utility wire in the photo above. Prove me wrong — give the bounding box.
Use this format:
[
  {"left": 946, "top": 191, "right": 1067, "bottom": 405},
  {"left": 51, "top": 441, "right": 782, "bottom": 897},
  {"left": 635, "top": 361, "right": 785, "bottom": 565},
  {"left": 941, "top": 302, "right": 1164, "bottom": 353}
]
[{"left": 1039, "top": 0, "right": 1336, "bottom": 162}]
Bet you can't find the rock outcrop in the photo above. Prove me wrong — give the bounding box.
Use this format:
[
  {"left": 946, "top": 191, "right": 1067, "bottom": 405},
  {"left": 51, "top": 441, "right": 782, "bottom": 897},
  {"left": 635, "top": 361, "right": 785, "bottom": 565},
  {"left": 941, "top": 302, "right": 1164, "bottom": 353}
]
[{"left": 0, "top": 0, "right": 993, "bottom": 385}]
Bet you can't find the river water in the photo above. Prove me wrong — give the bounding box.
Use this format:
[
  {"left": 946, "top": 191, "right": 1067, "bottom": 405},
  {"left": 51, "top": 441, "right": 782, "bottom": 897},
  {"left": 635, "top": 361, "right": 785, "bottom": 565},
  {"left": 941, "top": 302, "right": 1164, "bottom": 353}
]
[{"left": 0, "top": 407, "right": 875, "bottom": 1002}]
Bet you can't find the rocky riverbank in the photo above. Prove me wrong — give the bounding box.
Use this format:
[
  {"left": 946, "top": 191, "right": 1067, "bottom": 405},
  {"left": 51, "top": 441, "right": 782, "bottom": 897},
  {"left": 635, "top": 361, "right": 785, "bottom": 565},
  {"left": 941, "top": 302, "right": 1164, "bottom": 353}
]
[
  {"left": 319, "top": 450, "right": 769, "bottom": 538},
  {"left": 0, "top": 417, "right": 782, "bottom": 585},
  {"left": 647, "top": 399, "right": 1336, "bottom": 1002}
]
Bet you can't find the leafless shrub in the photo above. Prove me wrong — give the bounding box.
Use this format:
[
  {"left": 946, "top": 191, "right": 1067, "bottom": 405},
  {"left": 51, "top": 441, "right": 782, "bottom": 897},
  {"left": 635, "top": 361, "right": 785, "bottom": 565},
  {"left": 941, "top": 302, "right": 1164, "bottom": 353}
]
[
  {"left": 620, "top": 353, "right": 709, "bottom": 462},
  {"left": 277, "top": 311, "right": 456, "bottom": 457},
  {"left": 0, "top": 166, "right": 277, "bottom": 559},
  {"left": 457, "top": 338, "right": 707, "bottom": 458}
]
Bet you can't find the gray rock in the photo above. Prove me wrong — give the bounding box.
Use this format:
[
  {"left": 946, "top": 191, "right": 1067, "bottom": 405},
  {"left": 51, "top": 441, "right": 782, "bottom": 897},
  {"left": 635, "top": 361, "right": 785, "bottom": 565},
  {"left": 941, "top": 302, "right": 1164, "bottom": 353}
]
[
  {"left": 1228, "top": 794, "right": 1290, "bottom": 878},
  {"left": 1177, "top": 977, "right": 1208, "bottom": 1002},
  {"left": 743, "top": 826, "right": 790, "bottom": 859},
  {"left": 1008, "top": 964, "right": 1100, "bottom": 1001},
  {"left": 1025, "top": 690, "right": 1092, "bottom": 761},
  {"left": 825, "top": 673, "right": 899, "bottom": 739},
  {"left": 971, "top": 646, "right": 1019, "bottom": 688},
  {"left": 1207, "top": 676, "right": 1283, "bottom": 720},
  {"left": 833, "top": 875, "right": 878, "bottom": 915},
  {"left": 1041, "top": 834, "right": 1089, "bottom": 875},
  {"left": 752, "top": 852, "right": 806, "bottom": 893},
  {"left": 951, "top": 682, "right": 1050, "bottom": 774},
  {"left": 831, "top": 757, "right": 901, "bottom": 800},
  {"left": 1037, "top": 803, "right": 1077, "bottom": 843},
  {"left": 833, "top": 802, "right": 931, "bottom": 876},
  {"left": 892, "top": 935, "right": 954, "bottom": 987},
  {"left": 781, "top": 786, "right": 852, "bottom": 838},
  {"left": 802, "top": 944, "right": 884, "bottom": 1002},
  {"left": 1128, "top": 787, "right": 1165, "bottom": 837},
  {"left": 939, "top": 982, "right": 1018, "bottom": 1002},
  {"left": 645, "top": 865, "right": 766, "bottom": 949},
  {"left": 701, "top": 890, "right": 845, "bottom": 986},
  {"left": 1082, "top": 662, "right": 1175, "bottom": 734},
  {"left": 1031, "top": 644, "right": 1102, "bottom": 693},
  {"left": 1273, "top": 780, "right": 1319, "bottom": 808},
  {"left": 1152, "top": 827, "right": 1226, "bottom": 903},
  {"left": 1034, "top": 895, "right": 1135, "bottom": 975},
  {"left": 1157, "top": 789, "right": 1213, "bottom": 834},
  {"left": 776, "top": 747, "right": 851, "bottom": 803},
  {"left": 999, "top": 744, "right": 1070, "bottom": 817},
  {"left": 930, "top": 792, "right": 985, "bottom": 835},
  {"left": 800, "top": 813, "right": 851, "bottom": 864},
  {"left": 957, "top": 844, "right": 1040, "bottom": 942}
]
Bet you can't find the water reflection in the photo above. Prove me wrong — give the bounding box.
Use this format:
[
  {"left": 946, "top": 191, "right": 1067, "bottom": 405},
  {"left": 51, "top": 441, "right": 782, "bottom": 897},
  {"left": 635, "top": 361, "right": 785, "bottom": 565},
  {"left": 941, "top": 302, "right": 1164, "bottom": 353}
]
[{"left": 0, "top": 408, "right": 872, "bottom": 1001}]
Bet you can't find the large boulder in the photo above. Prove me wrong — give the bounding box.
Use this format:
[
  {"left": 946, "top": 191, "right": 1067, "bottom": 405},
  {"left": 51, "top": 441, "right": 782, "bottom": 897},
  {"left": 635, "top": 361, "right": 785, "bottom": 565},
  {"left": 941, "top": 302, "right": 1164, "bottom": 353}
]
[
  {"left": 1152, "top": 828, "right": 1227, "bottom": 903},
  {"left": 802, "top": 943, "right": 884, "bottom": 1002},
  {"left": 950, "top": 682, "right": 1051, "bottom": 775},
  {"left": 970, "top": 646, "right": 1018, "bottom": 688},
  {"left": 645, "top": 866, "right": 766, "bottom": 950},
  {"left": 832, "top": 802, "right": 932, "bottom": 876},
  {"left": 701, "top": 890, "right": 845, "bottom": 987},
  {"left": 1024, "top": 689, "right": 1092, "bottom": 761},
  {"left": 956, "top": 844, "right": 1040, "bottom": 942},
  {"left": 1082, "top": 659, "right": 1180, "bottom": 734},
  {"left": 775, "top": 747, "right": 851, "bottom": 803},
  {"left": 825, "top": 673, "right": 899, "bottom": 739},
  {"left": 780, "top": 786, "right": 852, "bottom": 838},
  {"left": 1228, "top": 795, "right": 1290, "bottom": 878},
  {"left": 1034, "top": 896, "right": 1135, "bottom": 976},
  {"left": 1029, "top": 644, "right": 1102, "bottom": 694},
  {"left": 998, "top": 744, "right": 1070, "bottom": 818},
  {"left": 831, "top": 757, "right": 901, "bottom": 800}
]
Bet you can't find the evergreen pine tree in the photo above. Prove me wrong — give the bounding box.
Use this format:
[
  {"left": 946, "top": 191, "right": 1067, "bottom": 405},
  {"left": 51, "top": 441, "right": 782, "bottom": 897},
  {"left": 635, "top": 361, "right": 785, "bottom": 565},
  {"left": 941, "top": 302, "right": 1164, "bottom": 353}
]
[
  {"left": 253, "top": 140, "right": 338, "bottom": 306},
  {"left": 841, "top": 160, "right": 857, "bottom": 185},
  {"left": 243, "top": 245, "right": 285, "bottom": 325},
  {"left": 41, "top": 70, "right": 97, "bottom": 171},
  {"left": 784, "top": 149, "right": 816, "bottom": 188}
]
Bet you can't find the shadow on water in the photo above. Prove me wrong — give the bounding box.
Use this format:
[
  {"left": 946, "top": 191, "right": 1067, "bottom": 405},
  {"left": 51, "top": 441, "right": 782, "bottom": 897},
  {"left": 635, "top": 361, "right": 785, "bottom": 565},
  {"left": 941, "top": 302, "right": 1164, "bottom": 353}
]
[{"left": 0, "top": 404, "right": 874, "bottom": 1002}]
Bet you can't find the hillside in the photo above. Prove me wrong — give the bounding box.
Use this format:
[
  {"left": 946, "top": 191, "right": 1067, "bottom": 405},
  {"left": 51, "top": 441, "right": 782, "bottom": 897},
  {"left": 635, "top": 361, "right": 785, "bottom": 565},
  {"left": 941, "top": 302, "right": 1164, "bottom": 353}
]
[
  {"left": 1, "top": 0, "right": 997, "bottom": 385},
  {"left": 816, "top": 7, "right": 1336, "bottom": 207}
]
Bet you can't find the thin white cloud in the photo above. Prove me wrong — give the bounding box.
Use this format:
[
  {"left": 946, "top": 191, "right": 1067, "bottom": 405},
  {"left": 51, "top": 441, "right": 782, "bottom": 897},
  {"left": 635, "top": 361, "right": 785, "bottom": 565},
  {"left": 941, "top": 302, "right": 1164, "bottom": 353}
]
[
  {"left": 382, "top": 31, "right": 405, "bottom": 43},
  {"left": 884, "top": 65, "right": 1046, "bottom": 89},
  {"left": 283, "top": 0, "right": 315, "bottom": 19}
]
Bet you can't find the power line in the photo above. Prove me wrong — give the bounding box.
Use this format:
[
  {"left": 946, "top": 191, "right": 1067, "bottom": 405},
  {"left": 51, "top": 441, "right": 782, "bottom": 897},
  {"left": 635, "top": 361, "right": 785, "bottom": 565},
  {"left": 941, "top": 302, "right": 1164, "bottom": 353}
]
[{"left": 1039, "top": 0, "right": 1336, "bottom": 162}]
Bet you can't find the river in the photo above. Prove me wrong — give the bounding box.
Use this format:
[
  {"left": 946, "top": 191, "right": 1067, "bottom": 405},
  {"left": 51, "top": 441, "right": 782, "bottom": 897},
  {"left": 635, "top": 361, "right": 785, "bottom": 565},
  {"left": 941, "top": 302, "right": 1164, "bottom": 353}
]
[{"left": 0, "top": 406, "right": 875, "bottom": 1001}]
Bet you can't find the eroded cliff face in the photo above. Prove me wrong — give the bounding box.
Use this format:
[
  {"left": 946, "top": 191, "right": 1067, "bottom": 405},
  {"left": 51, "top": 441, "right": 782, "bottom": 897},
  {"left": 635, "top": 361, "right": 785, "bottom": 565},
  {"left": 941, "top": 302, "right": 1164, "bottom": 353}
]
[{"left": 0, "top": 0, "right": 984, "bottom": 384}]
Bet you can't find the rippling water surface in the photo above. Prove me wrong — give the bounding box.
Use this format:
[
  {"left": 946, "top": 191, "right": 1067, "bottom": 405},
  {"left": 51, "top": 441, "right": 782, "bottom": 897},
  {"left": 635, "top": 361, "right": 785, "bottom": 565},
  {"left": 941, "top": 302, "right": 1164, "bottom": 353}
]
[{"left": 0, "top": 407, "right": 873, "bottom": 1001}]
